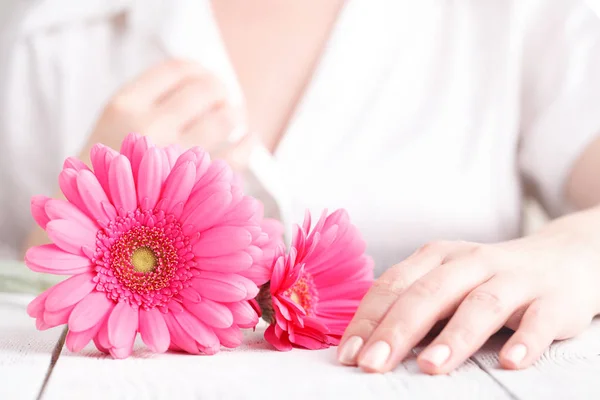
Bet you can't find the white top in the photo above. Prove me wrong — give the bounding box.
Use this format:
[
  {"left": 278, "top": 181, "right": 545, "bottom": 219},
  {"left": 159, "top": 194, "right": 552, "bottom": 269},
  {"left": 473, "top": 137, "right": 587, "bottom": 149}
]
[{"left": 1, "top": 0, "right": 600, "bottom": 278}]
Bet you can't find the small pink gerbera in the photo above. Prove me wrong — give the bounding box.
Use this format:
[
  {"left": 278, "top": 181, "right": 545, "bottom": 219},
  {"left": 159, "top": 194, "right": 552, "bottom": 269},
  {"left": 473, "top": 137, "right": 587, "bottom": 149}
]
[
  {"left": 257, "top": 209, "right": 374, "bottom": 351},
  {"left": 26, "top": 133, "right": 282, "bottom": 358}
]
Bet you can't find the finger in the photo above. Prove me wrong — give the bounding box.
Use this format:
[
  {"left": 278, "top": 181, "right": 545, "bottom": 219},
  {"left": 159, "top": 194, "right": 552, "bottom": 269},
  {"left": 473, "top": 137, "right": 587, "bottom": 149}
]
[
  {"left": 337, "top": 243, "right": 451, "bottom": 366},
  {"left": 152, "top": 77, "right": 228, "bottom": 133},
  {"left": 356, "top": 255, "right": 493, "bottom": 373},
  {"left": 180, "top": 104, "right": 244, "bottom": 152},
  {"left": 213, "top": 134, "right": 257, "bottom": 171},
  {"left": 119, "top": 59, "right": 209, "bottom": 106},
  {"left": 417, "top": 274, "right": 533, "bottom": 374},
  {"left": 505, "top": 305, "right": 528, "bottom": 331},
  {"left": 499, "top": 298, "right": 564, "bottom": 370}
]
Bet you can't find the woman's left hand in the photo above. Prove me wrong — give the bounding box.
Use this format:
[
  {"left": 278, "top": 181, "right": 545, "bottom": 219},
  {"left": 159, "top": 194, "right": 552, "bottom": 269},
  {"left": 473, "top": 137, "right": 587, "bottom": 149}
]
[{"left": 337, "top": 208, "right": 600, "bottom": 374}]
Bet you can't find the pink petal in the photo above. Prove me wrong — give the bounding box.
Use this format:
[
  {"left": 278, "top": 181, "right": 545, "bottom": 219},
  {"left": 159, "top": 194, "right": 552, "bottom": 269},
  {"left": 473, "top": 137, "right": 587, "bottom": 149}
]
[
  {"left": 214, "top": 325, "right": 243, "bottom": 348},
  {"left": 96, "top": 320, "right": 111, "bottom": 351},
  {"left": 194, "top": 160, "right": 232, "bottom": 188},
  {"left": 262, "top": 219, "right": 285, "bottom": 243},
  {"left": 66, "top": 326, "right": 100, "bottom": 353},
  {"left": 43, "top": 304, "right": 74, "bottom": 327},
  {"left": 162, "top": 313, "right": 200, "bottom": 354},
  {"left": 182, "top": 182, "right": 230, "bottom": 221},
  {"left": 130, "top": 135, "right": 151, "bottom": 180},
  {"left": 220, "top": 197, "right": 259, "bottom": 226},
  {"left": 90, "top": 143, "right": 118, "bottom": 201},
  {"left": 159, "top": 161, "right": 196, "bottom": 214},
  {"left": 238, "top": 260, "right": 271, "bottom": 287},
  {"left": 63, "top": 157, "right": 89, "bottom": 172},
  {"left": 317, "top": 280, "right": 372, "bottom": 302},
  {"left": 182, "top": 191, "right": 232, "bottom": 233},
  {"left": 163, "top": 145, "right": 183, "bottom": 169},
  {"left": 168, "top": 300, "right": 184, "bottom": 313},
  {"left": 68, "top": 291, "right": 115, "bottom": 332},
  {"left": 264, "top": 324, "right": 293, "bottom": 351},
  {"left": 25, "top": 244, "right": 92, "bottom": 275},
  {"left": 45, "top": 199, "right": 98, "bottom": 231},
  {"left": 27, "top": 290, "right": 50, "bottom": 319},
  {"left": 36, "top": 318, "right": 52, "bottom": 331},
  {"left": 173, "top": 309, "right": 219, "bottom": 349},
  {"left": 45, "top": 272, "right": 97, "bottom": 312},
  {"left": 269, "top": 256, "right": 287, "bottom": 293},
  {"left": 76, "top": 169, "right": 114, "bottom": 225},
  {"left": 46, "top": 220, "right": 96, "bottom": 256},
  {"left": 107, "top": 301, "right": 139, "bottom": 349},
  {"left": 178, "top": 287, "right": 201, "bottom": 303},
  {"left": 196, "top": 251, "right": 253, "bottom": 273},
  {"left": 108, "top": 155, "right": 137, "bottom": 215},
  {"left": 137, "top": 147, "right": 164, "bottom": 210},
  {"left": 227, "top": 301, "right": 259, "bottom": 328},
  {"left": 58, "top": 169, "right": 87, "bottom": 214},
  {"left": 30, "top": 196, "right": 51, "bottom": 229},
  {"left": 185, "top": 298, "right": 234, "bottom": 329},
  {"left": 139, "top": 308, "right": 170, "bottom": 353},
  {"left": 191, "top": 274, "right": 247, "bottom": 302},
  {"left": 110, "top": 346, "right": 134, "bottom": 359},
  {"left": 119, "top": 133, "right": 140, "bottom": 160},
  {"left": 93, "top": 337, "right": 110, "bottom": 354},
  {"left": 291, "top": 332, "right": 329, "bottom": 350},
  {"left": 193, "top": 226, "right": 252, "bottom": 257}
]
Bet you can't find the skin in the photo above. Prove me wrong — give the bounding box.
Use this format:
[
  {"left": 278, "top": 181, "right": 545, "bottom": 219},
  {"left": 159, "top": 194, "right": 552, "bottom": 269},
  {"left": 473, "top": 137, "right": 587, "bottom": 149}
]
[{"left": 338, "top": 140, "right": 600, "bottom": 374}]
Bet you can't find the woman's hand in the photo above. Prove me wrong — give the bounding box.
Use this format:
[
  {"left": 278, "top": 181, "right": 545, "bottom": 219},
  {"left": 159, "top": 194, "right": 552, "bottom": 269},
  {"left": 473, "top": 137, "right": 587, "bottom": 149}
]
[
  {"left": 338, "top": 208, "right": 600, "bottom": 374},
  {"left": 84, "top": 59, "right": 252, "bottom": 169}
]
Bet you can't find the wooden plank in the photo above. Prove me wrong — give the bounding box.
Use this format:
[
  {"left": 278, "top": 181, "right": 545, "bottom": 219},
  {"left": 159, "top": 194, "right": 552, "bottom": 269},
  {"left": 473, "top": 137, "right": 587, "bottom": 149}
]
[
  {"left": 473, "top": 319, "right": 600, "bottom": 400},
  {"left": 0, "top": 293, "right": 65, "bottom": 400},
  {"left": 44, "top": 323, "right": 509, "bottom": 400}
]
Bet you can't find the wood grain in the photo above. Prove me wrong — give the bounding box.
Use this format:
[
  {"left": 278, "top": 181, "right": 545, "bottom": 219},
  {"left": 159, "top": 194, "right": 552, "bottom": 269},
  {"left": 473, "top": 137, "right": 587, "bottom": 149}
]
[
  {"left": 473, "top": 319, "right": 600, "bottom": 400},
  {"left": 44, "top": 324, "right": 509, "bottom": 400},
  {"left": 4, "top": 291, "right": 600, "bottom": 400},
  {"left": 0, "top": 293, "right": 65, "bottom": 400}
]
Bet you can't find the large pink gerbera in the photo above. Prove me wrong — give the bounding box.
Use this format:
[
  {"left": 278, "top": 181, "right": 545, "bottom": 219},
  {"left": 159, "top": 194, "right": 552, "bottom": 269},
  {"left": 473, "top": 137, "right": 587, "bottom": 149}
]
[
  {"left": 26, "top": 133, "right": 282, "bottom": 358},
  {"left": 257, "top": 209, "right": 374, "bottom": 351}
]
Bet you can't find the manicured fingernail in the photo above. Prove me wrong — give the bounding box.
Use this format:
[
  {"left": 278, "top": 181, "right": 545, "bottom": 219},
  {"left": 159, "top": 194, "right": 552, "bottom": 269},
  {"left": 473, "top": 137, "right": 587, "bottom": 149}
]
[
  {"left": 420, "top": 344, "right": 451, "bottom": 367},
  {"left": 359, "top": 341, "right": 391, "bottom": 371},
  {"left": 505, "top": 344, "right": 527, "bottom": 366},
  {"left": 338, "top": 336, "right": 364, "bottom": 365}
]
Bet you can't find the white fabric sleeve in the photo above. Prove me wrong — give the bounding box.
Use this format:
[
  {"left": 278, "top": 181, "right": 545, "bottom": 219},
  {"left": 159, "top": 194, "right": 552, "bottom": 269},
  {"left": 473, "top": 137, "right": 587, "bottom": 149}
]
[{"left": 519, "top": 1, "right": 600, "bottom": 218}]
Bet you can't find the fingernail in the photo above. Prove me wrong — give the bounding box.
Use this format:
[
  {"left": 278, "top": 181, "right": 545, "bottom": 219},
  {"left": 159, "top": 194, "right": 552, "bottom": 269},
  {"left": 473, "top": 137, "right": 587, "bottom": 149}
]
[
  {"left": 359, "top": 341, "right": 391, "bottom": 371},
  {"left": 505, "top": 344, "right": 527, "bottom": 366},
  {"left": 338, "top": 336, "right": 364, "bottom": 365},
  {"left": 420, "top": 344, "right": 451, "bottom": 367}
]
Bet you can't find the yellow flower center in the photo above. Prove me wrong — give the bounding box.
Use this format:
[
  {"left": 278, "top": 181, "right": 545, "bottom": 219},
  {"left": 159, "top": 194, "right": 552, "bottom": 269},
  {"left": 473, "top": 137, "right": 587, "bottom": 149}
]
[{"left": 131, "top": 246, "right": 158, "bottom": 273}]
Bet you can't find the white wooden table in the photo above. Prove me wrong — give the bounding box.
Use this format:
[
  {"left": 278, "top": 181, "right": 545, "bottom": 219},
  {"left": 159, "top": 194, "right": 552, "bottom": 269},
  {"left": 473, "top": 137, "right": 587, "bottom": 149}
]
[{"left": 2, "top": 291, "right": 600, "bottom": 399}]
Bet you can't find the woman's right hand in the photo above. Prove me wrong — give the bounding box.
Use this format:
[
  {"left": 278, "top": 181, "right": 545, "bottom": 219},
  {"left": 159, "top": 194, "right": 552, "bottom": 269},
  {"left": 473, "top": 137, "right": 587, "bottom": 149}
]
[
  {"left": 85, "top": 59, "right": 249, "bottom": 165},
  {"left": 22, "top": 59, "right": 252, "bottom": 255}
]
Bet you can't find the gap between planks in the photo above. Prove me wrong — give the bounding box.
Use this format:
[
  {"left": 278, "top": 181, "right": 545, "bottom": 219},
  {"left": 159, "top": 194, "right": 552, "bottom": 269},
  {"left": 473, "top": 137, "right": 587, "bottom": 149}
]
[
  {"left": 37, "top": 328, "right": 67, "bottom": 400},
  {"left": 470, "top": 356, "right": 520, "bottom": 400}
]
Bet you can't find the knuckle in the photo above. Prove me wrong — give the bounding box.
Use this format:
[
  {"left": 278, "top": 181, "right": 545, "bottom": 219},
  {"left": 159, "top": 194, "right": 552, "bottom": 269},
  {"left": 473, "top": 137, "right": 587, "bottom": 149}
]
[
  {"left": 446, "top": 326, "right": 477, "bottom": 349},
  {"left": 410, "top": 278, "right": 443, "bottom": 298},
  {"left": 465, "top": 290, "right": 505, "bottom": 314},
  {"left": 467, "top": 244, "right": 498, "bottom": 261},
  {"left": 419, "top": 240, "right": 449, "bottom": 254},
  {"left": 371, "top": 278, "right": 405, "bottom": 297},
  {"left": 352, "top": 316, "right": 380, "bottom": 334},
  {"left": 378, "top": 321, "right": 412, "bottom": 343},
  {"left": 106, "top": 94, "right": 138, "bottom": 119}
]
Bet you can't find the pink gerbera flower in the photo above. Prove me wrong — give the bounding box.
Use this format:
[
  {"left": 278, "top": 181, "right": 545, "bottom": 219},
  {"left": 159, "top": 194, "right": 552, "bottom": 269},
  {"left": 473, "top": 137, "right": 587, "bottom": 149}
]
[
  {"left": 257, "top": 209, "right": 374, "bottom": 351},
  {"left": 26, "top": 133, "right": 282, "bottom": 358}
]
